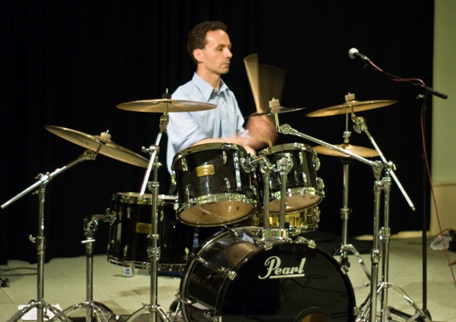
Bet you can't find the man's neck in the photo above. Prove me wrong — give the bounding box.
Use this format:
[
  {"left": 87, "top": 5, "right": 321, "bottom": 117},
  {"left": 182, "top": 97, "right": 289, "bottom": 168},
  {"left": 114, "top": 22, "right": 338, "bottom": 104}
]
[{"left": 196, "top": 70, "right": 221, "bottom": 91}]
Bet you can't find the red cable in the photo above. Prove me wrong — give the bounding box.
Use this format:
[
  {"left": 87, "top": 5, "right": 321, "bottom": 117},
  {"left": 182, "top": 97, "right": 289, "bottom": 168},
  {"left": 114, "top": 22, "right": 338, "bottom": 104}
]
[{"left": 420, "top": 104, "right": 456, "bottom": 285}]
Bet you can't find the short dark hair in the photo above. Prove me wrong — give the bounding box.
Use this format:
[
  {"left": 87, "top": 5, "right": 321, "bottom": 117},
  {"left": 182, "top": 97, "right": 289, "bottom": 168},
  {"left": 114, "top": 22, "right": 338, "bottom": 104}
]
[{"left": 187, "top": 21, "right": 228, "bottom": 64}]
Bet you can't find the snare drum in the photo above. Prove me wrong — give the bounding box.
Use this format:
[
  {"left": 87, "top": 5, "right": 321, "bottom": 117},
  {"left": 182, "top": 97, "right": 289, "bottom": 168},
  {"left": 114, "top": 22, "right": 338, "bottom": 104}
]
[
  {"left": 179, "top": 227, "right": 355, "bottom": 321},
  {"left": 107, "top": 193, "right": 194, "bottom": 271},
  {"left": 258, "top": 206, "right": 321, "bottom": 236},
  {"left": 259, "top": 143, "right": 324, "bottom": 213},
  {"left": 172, "top": 143, "right": 258, "bottom": 227}
]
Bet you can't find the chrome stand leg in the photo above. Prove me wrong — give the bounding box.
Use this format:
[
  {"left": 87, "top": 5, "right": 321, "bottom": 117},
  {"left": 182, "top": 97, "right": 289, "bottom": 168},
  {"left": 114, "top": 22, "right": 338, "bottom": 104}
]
[
  {"left": 334, "top": 159, "right": 371, "bottom": 289},
  {"left": 53, "top": 216, "right": 118, "bottom": 322},
  {"left": 6, "top": 182, "right": 72, "bottom": 322}
]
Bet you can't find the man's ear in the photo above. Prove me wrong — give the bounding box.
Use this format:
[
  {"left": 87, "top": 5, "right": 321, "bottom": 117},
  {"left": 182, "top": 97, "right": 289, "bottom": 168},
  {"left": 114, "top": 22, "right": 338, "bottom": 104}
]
[{"left": 193, "top": 49, "right": 203, "bottom": 63}]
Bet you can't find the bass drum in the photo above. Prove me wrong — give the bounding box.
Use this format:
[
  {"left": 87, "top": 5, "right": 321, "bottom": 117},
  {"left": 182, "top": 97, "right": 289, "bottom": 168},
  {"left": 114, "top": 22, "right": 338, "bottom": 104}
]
[{"left": 180, "top": 227, "right": 356, "bottom": 322}]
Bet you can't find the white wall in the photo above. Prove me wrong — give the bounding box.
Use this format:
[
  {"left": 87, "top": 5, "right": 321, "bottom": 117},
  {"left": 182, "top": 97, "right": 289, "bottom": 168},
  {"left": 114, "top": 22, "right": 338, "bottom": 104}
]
[{"left": 430, "top": 1, "right": 456, "bottom": 234}]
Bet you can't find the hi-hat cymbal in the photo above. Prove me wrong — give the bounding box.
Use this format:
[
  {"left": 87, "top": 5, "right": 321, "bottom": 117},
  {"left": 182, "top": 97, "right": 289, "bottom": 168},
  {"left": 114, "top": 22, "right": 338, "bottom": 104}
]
[
  {"left": 313, "top": 143, "right": 379, "bottom": 158},
  {"left": 306, "top": 100, "right": 397, "bottom": 117},
  {"left": 247, "top": 107, "right": 305, "bottom": 118},
  {"left": 116, "top": 99, "right": 216, "bottom": 113},
  {"left": 45, "top": 125, "right": 149, "bottom": 168}
]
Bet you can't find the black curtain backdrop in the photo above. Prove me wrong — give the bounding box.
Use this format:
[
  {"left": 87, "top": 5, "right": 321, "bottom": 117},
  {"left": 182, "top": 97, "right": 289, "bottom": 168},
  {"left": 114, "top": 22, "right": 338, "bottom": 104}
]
[{"left": 1, "top": 0, "right": 434, "bottom": 263}]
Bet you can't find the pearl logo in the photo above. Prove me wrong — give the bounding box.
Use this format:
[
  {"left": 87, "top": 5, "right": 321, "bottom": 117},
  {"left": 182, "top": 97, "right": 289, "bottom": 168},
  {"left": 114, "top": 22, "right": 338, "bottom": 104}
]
[{"left": 258, "top": 256, "right": 306, "bottom": 280}]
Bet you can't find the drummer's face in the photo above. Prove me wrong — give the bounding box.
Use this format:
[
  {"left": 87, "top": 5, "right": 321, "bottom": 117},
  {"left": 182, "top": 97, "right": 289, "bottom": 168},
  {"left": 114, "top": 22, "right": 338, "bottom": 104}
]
[{"left": 196, "top": 29, "right": 232, "bottom": 76}]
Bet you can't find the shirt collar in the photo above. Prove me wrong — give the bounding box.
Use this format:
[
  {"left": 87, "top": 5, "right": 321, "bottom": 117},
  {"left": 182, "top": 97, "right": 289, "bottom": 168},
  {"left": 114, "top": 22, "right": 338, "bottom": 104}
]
[{"left": 192, "top": 73, "right": 229, "bottom": 101}]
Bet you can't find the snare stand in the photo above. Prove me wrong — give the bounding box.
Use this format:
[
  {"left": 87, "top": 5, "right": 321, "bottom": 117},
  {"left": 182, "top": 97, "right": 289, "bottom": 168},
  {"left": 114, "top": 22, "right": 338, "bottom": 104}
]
[
  {"left": 1, "top": 151, "right": 98, "bottom": 322},
  {"left": 56, "top": 214, "right": 118, "bottom": 322}
]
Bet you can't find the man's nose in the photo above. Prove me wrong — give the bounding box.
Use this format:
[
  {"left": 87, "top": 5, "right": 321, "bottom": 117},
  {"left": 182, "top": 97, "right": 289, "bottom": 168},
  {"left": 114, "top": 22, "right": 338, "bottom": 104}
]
[{"left": 225, "top": 48, "right": 233, "bottom": 58}]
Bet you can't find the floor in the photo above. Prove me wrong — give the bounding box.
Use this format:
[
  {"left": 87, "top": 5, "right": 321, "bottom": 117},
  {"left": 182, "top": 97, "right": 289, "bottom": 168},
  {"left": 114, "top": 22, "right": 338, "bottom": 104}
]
[{"left": 1, "top": 233, "right": 456, "bottom": 322}]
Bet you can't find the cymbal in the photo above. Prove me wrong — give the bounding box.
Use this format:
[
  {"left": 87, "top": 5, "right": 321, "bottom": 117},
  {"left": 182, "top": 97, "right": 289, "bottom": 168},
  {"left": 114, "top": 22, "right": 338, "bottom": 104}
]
[
  {"left": 313, "top": 143, "right": 379, "bottom": 158},
  {"left": 45, "top": 125, "right": 149, "bottom": 168},
  {"left": 116, "top": 99, "right": 216, "bottom": 113},
  {"left": 247, "top": 107, "right": 305, "bottom": 118},
  {"left": 306, "top": 100, "right": 397, "bottom": 117}
]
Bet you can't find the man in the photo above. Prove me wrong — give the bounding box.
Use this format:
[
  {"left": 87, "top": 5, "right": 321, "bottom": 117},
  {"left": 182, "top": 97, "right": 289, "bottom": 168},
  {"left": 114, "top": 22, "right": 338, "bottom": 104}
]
[
  {"left": 166, "top": 21, "right": 277, "bottom": 248},
  {"left": 166, "top": 20, "right": 277, "bottom": 174}
]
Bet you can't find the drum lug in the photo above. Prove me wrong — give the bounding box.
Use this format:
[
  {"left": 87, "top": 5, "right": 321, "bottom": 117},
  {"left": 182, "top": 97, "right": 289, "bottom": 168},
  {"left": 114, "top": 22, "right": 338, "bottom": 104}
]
[
  {"left": 301, "top": 172, "right": 308, "bottom": 185},
  {"left": 175, "top": 291, "right": 194, "bottom": 305},
  {"left": 307, "top": 238, "right": 317, "bottom": 249},
  {"left": 221, "top": 225, "right": 239, "bottom": 237},
  {"left": 316, "top": 177, "right": 325, "bottom": 197},
  {"left": 185, "top": 184, "right": 192, "bottom": 198},
  {"left": 314, "top": 156, "right": 321, "bottom": 171},
  {"left": 299, "top": 151, "right": 304, "bottom": 165},
  {"left": 294, "top": 235, "right": 307, "bottom": 244},
  {"left": 218, "top": 266, "right": 236, "bottom": 280},
  {"left": 224, "top": 178, "right": 231, "bottom": 192},
  {"left": 181, "top": 156, "right": 188, "bottom": 172},
  {"left": 233, "top": 150, "right": 242, "bottom": 190},
  {"left": 222, "top": 150, "right": 227, "bottom": 164},
  {"left": 203, "top": 310, "right": 221, "bottom": 322},
  {"left": 195, "top": 255, "right": 208, "bottom": 266},
  {"left": 294, "top": 170, "right": 299, "bottom": 184},
  {"left": 314, "top": 207, "right": 321, "bottom": 224}
]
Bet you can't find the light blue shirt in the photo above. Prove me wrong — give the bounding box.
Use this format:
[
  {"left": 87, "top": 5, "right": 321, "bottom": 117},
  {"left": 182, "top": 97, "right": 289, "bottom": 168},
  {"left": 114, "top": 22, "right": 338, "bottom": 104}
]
[{"left": 166, "top": 73, "right": 247, "bottom": 173}]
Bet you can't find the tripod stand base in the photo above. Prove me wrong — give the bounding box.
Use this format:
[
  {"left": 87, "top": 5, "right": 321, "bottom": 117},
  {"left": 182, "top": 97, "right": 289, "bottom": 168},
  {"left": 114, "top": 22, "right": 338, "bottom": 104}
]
[
  {"left": 57, "top": 301, "right": 120, "bottom": 322},
  {"left": 127, "top": 303, "right": 181, "bottom": 322},
  {"left": 356, "top": 282, "right": 433, "bottom": 322},
  {"left": 8, "top": 300, "right": 71, "bottom": 322},
  {"left": 334, "top": 243, "right": 371, "bottom": 289}
]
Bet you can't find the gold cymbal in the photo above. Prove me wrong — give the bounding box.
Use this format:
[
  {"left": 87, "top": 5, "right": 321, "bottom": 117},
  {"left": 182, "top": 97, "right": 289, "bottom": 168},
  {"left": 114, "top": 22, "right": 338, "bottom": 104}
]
[
  {"left": 246, "top": 107, "right": 305, "bottom": 118},
  {"left": 116, "top": 99, "right": 216, "bottom": 113},
  {"left": 306, "top": 100, "right": 397, "bottom": 117},
  {"left": 313, "top": 144, "right": 379, "bottom": 158},
  {"left": 45, "top": 125, "right": 149, "bottom": 168}
]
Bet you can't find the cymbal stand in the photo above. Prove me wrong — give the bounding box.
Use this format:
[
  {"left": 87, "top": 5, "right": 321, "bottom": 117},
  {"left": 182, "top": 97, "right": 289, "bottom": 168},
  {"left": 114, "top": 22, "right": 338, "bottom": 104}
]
[
  {"left": 273, "top": 119, "right": 382, "bottom": 321},
  {"left": 350, "top": 112, "right": 431, "bottom": 322},
  {"left": 55, "top": 213, "right": 118, "bottom": 322},
  {"left": 127, "top": 108, "right": 175, "bottom": 322},
  {"left": 1, "top": 150, "right": 98, "bottom": 322},
  {"left": 334, "top": 113, "right": 371, "bottom": 288}
]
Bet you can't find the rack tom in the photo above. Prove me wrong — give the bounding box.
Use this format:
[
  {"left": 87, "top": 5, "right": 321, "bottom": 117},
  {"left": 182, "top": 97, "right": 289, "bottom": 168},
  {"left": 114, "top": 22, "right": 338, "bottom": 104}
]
[
  {"left": 172, "top": 142, "right": 258, "bottom": 227},
  {"left": 258, "top": 143, "right": 324, "bottom": 213}
]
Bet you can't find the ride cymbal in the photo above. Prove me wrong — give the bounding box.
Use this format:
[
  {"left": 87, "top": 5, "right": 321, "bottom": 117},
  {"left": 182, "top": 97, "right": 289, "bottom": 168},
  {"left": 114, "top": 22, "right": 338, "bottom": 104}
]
[
  {"left": 313, "top": 144, "right": 379, "bottom": 158},
  {"left": 45, "top": 125, "right": 149, "bottom": 168},
  {"left": 247, "top": 107, "right": 305, "bottom": 118},
  {"left": 306, "top": 100, "right": 396, "bottom": 117},
  {"left": 116, "top": 99, "right": 216, "bottom": 113}
]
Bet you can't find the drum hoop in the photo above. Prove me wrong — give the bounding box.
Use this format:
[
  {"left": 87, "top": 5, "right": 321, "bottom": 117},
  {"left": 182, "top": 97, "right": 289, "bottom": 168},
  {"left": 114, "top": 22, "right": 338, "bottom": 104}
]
[
  {"left": 115, "top": 192, "right": 177, "bottom": 205},
  {"left": 172, "top": 142, "right": 247, "bottom": 166},
  {"left": 259, "top": 142, "right": 314, "bottom": 155},
  {"left": 178, "top": 193, "right": 255, "bottom": 211},
  {"left": 269, "top": 187, "right": 324, "bottom": 199}
]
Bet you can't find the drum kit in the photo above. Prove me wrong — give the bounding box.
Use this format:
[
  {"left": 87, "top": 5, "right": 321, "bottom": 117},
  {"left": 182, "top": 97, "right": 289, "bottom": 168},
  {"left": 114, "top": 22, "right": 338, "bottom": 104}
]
[{"left": 1, "top": 93, "right": 433, "bottom": 322}]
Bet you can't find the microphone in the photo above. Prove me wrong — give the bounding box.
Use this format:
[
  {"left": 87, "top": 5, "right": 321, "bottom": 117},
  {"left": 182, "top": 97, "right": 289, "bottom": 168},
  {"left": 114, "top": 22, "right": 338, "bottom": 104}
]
[{"left": 348, "top": 48, "right": 370, "bottom": 61}]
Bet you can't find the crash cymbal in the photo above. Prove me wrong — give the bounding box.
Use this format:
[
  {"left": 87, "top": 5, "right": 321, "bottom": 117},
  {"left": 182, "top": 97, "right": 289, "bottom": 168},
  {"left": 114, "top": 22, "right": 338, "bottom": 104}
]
[
  {"left": 313, "top": 144, "right": 379, "bottom": 158},
  {"left": 116, "top": 99, "right": 216, "bottom": 113},
  {"left": 45, "top": 125, "right": 149, "bottom": 168},
  {"left": 306, "top": 100, "right": 397, "bottom": 117},
  {"left": 247, "top": 107, "right": 305, "bottom": 118}
]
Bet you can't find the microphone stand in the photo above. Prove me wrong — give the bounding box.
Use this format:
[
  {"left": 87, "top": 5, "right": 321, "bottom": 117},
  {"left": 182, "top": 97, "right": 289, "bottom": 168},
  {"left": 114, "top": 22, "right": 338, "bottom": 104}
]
[
  {"left": 362, "top": 60, "right": 448, "bottom": 319},
  {"left": 1, "top": 150, "right": 98, "bottom": 322},
  {"left": 350, "top": 109, "right": 430, "bottom": 322}
]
